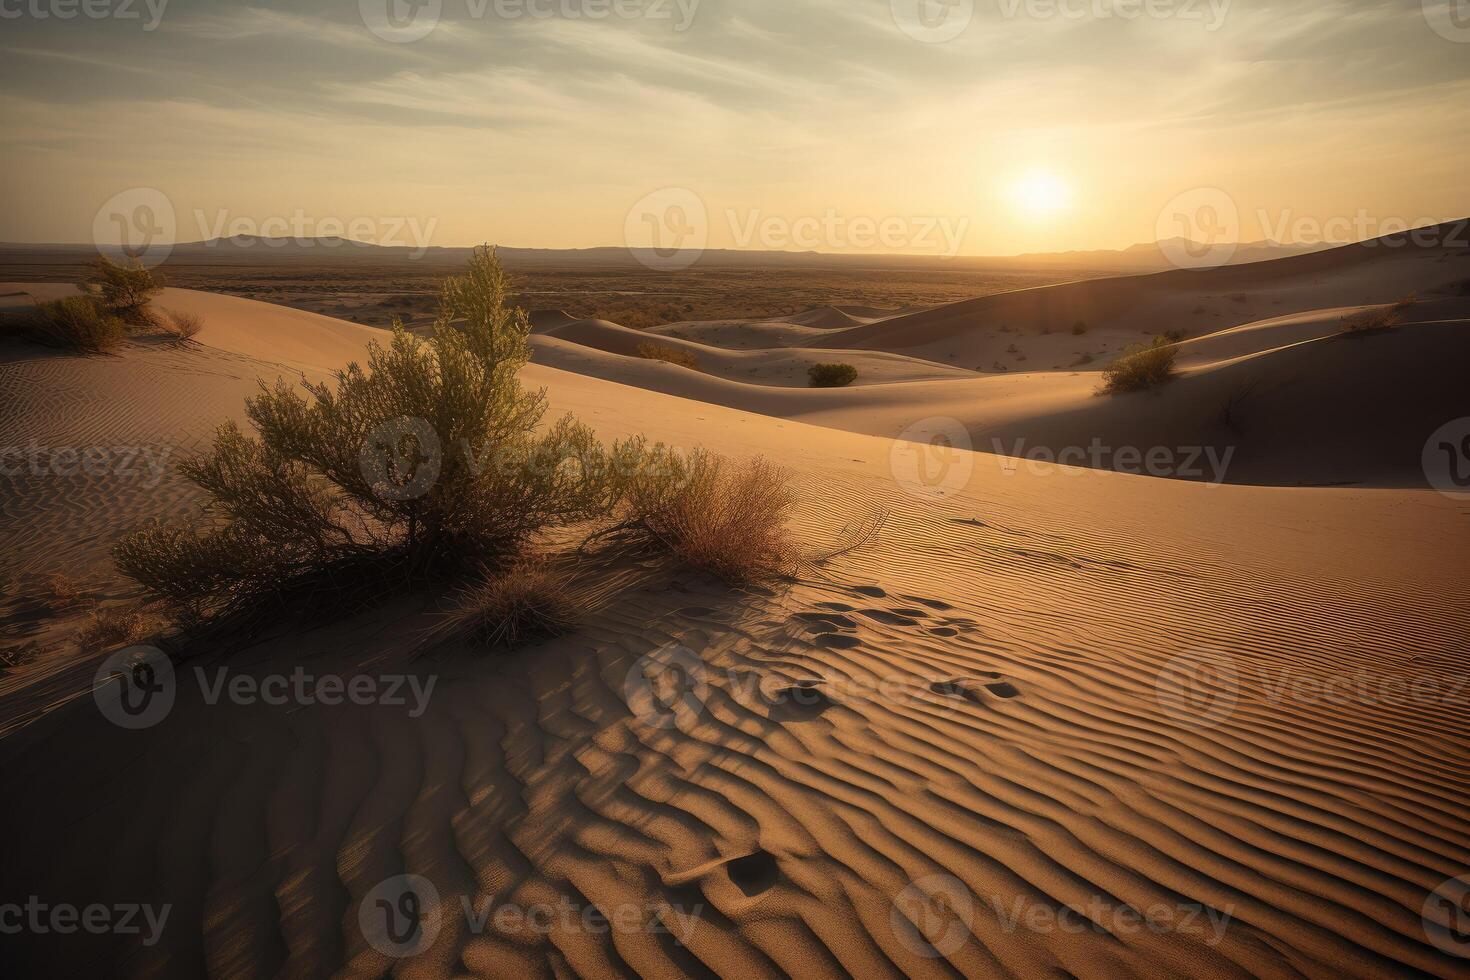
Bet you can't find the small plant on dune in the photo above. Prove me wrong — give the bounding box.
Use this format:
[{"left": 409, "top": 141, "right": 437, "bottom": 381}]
[
  {"left": 1162, "top": 328, "right": 1187, "bottom": 343},
  {"left": 434, "top": 559, "right": 584, "bottom": 650},
  {"left": 1099, "top": 336, "right": 1179, "bottom": 394},
  {"left": 808, "top": 362, "right": 857, "bottom": 388},
  {"left": 635, "top": 342, "right": 699, "bottom": 370},
  {"left": 587, "top": 446, "right": 800, "bottom": 585},
  {"left": 35, "top": 571, "right": 90, "bottom": 615},
  {"left": 26, "top": 296, "right": 125, "bottom": 354},
  {"left": 1071, "top": 321, "right": 1088, "bottom": 335},
  {"left": 115, "top": 246, "right": 625, "bottom": 621},
  {"left": 162, "top": 308, "right": 204, "bottom": 345},
  {"left": 75, "top": 607, "right": 157, "bottom": 650},
  {"left": 86, "top": 255, "right": 162, "bottom": 326},
  {"left": 1337, "top": 307, "right": 1400, "bottom": 337}
]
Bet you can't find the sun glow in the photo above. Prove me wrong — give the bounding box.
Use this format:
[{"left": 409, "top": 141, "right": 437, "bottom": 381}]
[{"left": 1009, "top": 171, "right": 1072, "bottom": 218}]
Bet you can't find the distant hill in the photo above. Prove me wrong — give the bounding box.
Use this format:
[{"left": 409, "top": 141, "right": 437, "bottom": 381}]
[{"left": 0, "top": 235, "right": 1346, "bottom": 273}]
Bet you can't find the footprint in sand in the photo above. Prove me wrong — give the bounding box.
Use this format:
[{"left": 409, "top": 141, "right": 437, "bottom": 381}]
[
  {"left": 763, "top": 678, "right": 835, "bottom": 719},
  {"left": 725, "top": 851, "right": 781, "bottom": 897},
  {"left": 930, "top": 675, "right": 1020, "bottom": 703}
]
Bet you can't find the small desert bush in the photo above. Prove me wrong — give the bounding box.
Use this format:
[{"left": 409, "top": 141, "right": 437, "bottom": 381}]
[
  {"left": 635, "top": 342, "right": 699, "bottom": 370},
  {"left": 115, "top": 246, "right": 628, "bottom": 620},
  {"left": 592, "top": 447, "right": 798, "bottom": 585},
  {"left": 88, "top": 255, "right": 162, "bottom": 325},
  {"left": 76, "top": 607, "right": 157, "bottom": 650},
  {"left": 808, "top": 363, "right": 857, "bottom": 388},
  {"left": 163, "top": 308, "right": 204, "bottom": 344},
  {"left": 1071, "top": 321, "right": 1088, "bottom": 335},
  {"left": 1337, "top": 308, "right": 1400, "bottom": 337},
  {"left": 1099, "top": 336, "right": 1179, "bottom": 394},
  {"left": 28, "top": 296, "right": 125, "bottom": 353},
  {"left": 438, "top": 560, "right": 582, "bottom": 650},
  {"left": 35, "top": 571, "right": 89, "bottom": 615}
]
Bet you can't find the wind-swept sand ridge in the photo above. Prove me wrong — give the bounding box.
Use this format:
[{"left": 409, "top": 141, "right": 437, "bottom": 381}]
[
  {"left": 523, "top": 224, "right": 1470, "bottom": 486},
  {"left": 1, "top": 287, "right": 1468, "bottom": 977}
]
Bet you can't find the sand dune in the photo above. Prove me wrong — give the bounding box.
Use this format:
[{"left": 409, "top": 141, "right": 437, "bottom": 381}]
[
  {"left": 2, "top": 286, "right": 1468, "bottom": 978},
  {"left": 533, "top": 316, "right": 977, "bottom": 387}
]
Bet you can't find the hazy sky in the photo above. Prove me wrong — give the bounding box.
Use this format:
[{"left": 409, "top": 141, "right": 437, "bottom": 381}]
[{"left": 2, "top": 0, "right": 1468, "bottom": 256}]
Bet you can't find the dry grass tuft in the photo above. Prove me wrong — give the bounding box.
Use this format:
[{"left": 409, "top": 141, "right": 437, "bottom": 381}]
[
  {"left": 27, "top": 296, "right": 125, "bottom": 354},
  {"left": 807, "top": 362, "right": 857, "bottom": 387},
  {"left": 436, "top": 560, "right": 584, "bottom": 651},
  {"left": 163, "top": 308, "right": 204, "bottom": 344},
  {"left": 36, "top": 571, "right": 90, "bottom": 615},
  {"left": 1099, "top": 336, "right": 1179, "bottom": 394},
  {"left": 595, "top": 449, "right": 799, "bottom": 585},
  {"left": 635, "top": 342, "right": 699, "bottom": 370},
  {"left": 1337, "top": 307, "right": 1401, "bottom": 337},
  {"left": 75, "top": 607, "right": 157, "bottom": 651}
]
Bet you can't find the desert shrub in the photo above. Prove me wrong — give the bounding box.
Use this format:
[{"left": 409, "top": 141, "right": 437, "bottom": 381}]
[
  {"left": 635, "top": 342, "right": 698, "bottom": 370},
  {"left": 35, "top": 571, "right": 89, "bottom": 614},
  {"left": 808, "top": 363, "right": 857, "bottom": 388},
  {"left": 88, "top": 255, "right": 162, "bottom": 325},
  {"left": 27, "top": 296, "right": 125, "bottom": 353},
  {"left": 1162, "top": 328, "right": 1187, "bottom": 342},
  {"left": 589, "top": 446, "right": 798, "bottom": 585},
  {"left": 437, "top": 560, "right": 582, "bottom": 650},
  {"left": 115, "top": 246, "right": 624, "bottom": 619},
  {"left": 1071, "top": 321, "right": 1088, "bottom": 335},
  {"left": 76, "top": 607, "right": 157, "bottom": 650},
  {"left": 1071, "top": 353, "right": 1094, "bottom": 367},
  {"left": 1337, "top": 308, "right": 1400, "bottom": 337},
  {"left": 163, "top": 308, "right": 204, "bottom": 344},
  {"left": 1099, "top": 336, "right": 1178, "bottom": 393}
]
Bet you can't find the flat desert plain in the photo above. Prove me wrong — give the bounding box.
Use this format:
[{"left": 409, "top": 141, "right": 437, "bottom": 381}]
[{"left": 2, "top": 226, "right": 1469, "bottom": 979}]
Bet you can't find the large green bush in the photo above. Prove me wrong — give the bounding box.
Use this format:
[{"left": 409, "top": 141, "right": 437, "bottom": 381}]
[{"left": 115, "top": 247, "right": 622, "bottom": 616}]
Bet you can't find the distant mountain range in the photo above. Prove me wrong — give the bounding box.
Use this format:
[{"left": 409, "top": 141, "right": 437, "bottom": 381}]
[{"left": 0, "top": 235, "right": 1337, "bottom": 273}]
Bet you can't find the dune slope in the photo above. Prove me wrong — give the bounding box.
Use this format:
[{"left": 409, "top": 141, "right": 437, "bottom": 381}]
[{"left": 1, "top": 291, "right": 1467, "bottom": 979}]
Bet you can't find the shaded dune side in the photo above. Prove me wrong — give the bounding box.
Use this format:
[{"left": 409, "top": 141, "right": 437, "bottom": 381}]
[
  {"left": 535, "top": 320, "right": 1470, "bottom": 487},
  {"left": 2, "top": 461, "right": 1467, "bottom": 979},
  {"left": 531, "top": 317, "right": 977, "bottom": 387},
  {"left": 812, "top": 223, "right": 1470, "bottom": 357}
]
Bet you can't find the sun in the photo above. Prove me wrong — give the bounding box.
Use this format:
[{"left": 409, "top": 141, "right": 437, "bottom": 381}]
[{"left": 1009, "top": 171, "right": 1072, "bottom": 217}]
